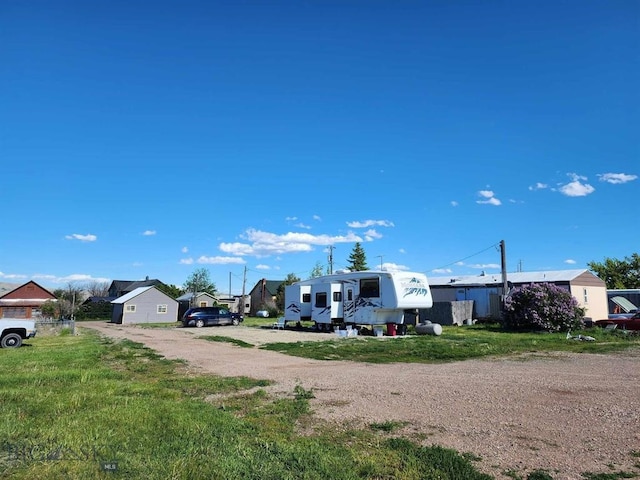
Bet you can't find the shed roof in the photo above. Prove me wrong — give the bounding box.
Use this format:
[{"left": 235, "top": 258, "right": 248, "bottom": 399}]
[
  {"left": 429, "top": 269, "right": 598, "bottom": 287},
  {"left": 111, "top": 286, "right": 155, "bottom": 304}
]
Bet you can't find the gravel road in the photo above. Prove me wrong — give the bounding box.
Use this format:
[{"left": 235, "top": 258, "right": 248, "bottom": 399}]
[{"left": 82, "top": 322, "right": 640, "bottom": 480}]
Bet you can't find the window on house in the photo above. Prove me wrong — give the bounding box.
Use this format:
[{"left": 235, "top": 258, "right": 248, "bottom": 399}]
[
  {"left": 302, "top": 293, "right": 311, "bottom": 303},
  {"left": 199, "top": 301, "right": 207, "bottom": 307},
  {"left": 315, "top": 292, "right": 327, "bottom": 308},
  {"left": 347, "top": 289, "right": 353, "bottom": 301},
  {"left": 125, "top": 305, "right": 136, "bottom": 313},
  {"left": 333, "top": 291, "right": 342, "bottom": 302},
  {"left": 583, "top": 288, "right": 588, "bottom": 303},
  {"left": 360, "top": 278, "right": 380, "bottom": 297},
  {"left": 157, "top": 304, "right": 168, "bottom": 314}
]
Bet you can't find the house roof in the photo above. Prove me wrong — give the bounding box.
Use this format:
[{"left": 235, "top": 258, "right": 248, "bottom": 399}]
[
  {"left": 429, "top": 269, "right": 598, "bottom": 287},
  {"left": 176, "top": 292, "right": 217, "bottom": 301},
  {"left": 0, "top": 280, "right": 57, "bottom": 301},
  {"left": 249, "top": 279, "right": 284, "bottom": 297},
  {"left": 111, "top": 286, "right": 155, "bottom": 304}
]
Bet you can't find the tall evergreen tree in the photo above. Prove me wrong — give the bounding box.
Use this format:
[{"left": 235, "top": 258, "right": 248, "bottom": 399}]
[{"left": 347, "top": 242, "right": 368, "bottom": 271}]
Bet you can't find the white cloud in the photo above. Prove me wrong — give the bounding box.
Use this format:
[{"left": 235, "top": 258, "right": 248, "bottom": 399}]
[
  {"left": 597, "top": 172, "right": 638, "bottom": 184},
  {"left": 142, "top": 230, "right": 156, "bottom": 236},
  {"left": 65, "top": 233, "right": 97, "bottom": 242},
  {"left": 381, "top": 263, "right": 410, "bottom": 272},
  {"left": 399, "top": 248, "right": 406, "bottom": 254},
  {"left": 219, "top": 228, "right": 363, "bottom": 257},
  {"left": 363, "top": 229, "right": 383, "bottom": 241},
  {"left": 559, "top": 173, "right": 595, "bottom": 197},
  {"left": 181, "top": 246, "right": 189, "bottom": 253},
  {"left": 285, "top": 216, "right": 298, "bottom": 221},
  {"left": 450, "top": 201, "right": 459, "bottom": 207},
  {"left": 432, "top": 268, "right": 452, "bottom": 274},
  {"left": 346, "top": 220, "right": 395, "bottom": 228},
  {"left": 476, "top": 190, "right": 502, "bottom": 206},
  {"left": 313, "top": 215, "right": 322, "bottom": 221},
  {"left": 565, "top": 259, "right": 577, "bottom": 264},
  {"left": 529, "top": 182, "right": 548, "bottom": 191},
  {"left": 469, "top": 263, "right": 500, "bottom": 269},
  {"left": 197, "top": 256, "right": 246, "bottom": 265},
  {"left": 256, "top": 264, "right": 270, "bottom": 270},
  {"left": 296, "top": 223, "right": 312, "bottom": 230},
  {"left": 179, "top": 258, "right": 194, "bottom": 265},
  {"left": 32, "top": 273, "right": 110, "bottom": 284},
  {"left": 0, "top": 271, "right": 27, "bottom": 279}
]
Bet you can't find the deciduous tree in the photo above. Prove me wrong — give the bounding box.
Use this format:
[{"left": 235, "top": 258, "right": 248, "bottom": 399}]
[
  {"left": 183, "top": 268, "right": 217, "bottom": 297},
  {"left": 588, "top": 253, "right": 640, "bottom": 289},
  {"left": 275, "top": 273, "right": 301, "bottom": 312}
]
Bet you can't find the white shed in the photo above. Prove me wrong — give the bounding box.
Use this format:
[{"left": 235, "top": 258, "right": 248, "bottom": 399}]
[{"left": 111, "top": 286, "right": 178, "bottom": 324}]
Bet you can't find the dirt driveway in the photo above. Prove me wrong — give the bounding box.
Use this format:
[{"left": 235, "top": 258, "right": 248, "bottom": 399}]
[{"left": 82, "top": 322, "right": 640, "bottom": 480}]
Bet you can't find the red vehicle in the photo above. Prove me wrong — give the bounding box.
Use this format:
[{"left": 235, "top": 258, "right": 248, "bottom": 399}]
[{"left": 595, "top": 311, "right": 640, "bottom": 331}]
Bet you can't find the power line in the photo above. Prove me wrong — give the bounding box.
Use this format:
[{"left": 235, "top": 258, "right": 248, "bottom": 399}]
[{"left": 430, "top": 242, "right": 500, "bottom": 272}]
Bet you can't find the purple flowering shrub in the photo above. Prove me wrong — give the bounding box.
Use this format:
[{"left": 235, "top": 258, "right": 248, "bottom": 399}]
[{"left": 502, "top": 283, "right": 585, "bottom": 332}]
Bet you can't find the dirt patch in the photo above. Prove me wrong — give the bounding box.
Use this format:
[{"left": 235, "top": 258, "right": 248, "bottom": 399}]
[{"left": 82, "top": 322, "right": 640, "bottom": 480}]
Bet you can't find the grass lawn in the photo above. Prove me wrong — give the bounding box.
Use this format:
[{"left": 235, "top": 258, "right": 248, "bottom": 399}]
[
  {"left": 260, "top": 324, "right": 640, "bottom": 363},
  {"left": 0, "top": 330, "right": 493, "bottom": 480}
]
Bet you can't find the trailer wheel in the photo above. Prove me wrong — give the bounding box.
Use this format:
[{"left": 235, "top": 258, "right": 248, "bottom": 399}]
[{"left": 1, "top": 333, "right": 23, "bottom": 348}]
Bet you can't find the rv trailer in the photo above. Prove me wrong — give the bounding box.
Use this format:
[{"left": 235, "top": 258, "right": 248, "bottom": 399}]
[{"left": 284, "top": 270, "right": 432, "bottom": 330}]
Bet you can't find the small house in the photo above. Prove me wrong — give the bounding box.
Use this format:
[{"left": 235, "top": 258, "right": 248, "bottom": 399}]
[
  {"left": 429, "top": 269, "right": 608, "bottom": 321},
  {"left": 0, "top": 280, "right": 57, "bottom": 319},
  {"left": 249, "top": 278, "right": 283, "bottom": 316},
  {"left": 111, "top": 286, "right": 178, "bottom": 324}
]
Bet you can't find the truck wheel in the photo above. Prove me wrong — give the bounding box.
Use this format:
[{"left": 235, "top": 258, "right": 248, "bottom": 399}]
[
  {"left": 1, "top": 333, "right": 23, "bottom": 348},
  {"left": 232, "top": 318, "right": 239, "bottom": 326},
  {"left": 195, "top": 319, "right": 205, "bottom": 328}
]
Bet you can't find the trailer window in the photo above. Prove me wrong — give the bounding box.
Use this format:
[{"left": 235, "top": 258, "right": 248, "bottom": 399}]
[
  {"left": 315, "top": 292, "right": 327, "bottom": 308},
  {"left": 302, "top": 293, "right": 311, "bottom": 303},
  {"left": 333, "top": 292, "right": 342, "bottom": 302},
  {"left": 360, "top": 278, "right": 380, "bottom": 297}
]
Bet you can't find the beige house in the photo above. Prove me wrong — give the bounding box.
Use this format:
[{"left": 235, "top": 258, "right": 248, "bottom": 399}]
[{"left": 429, "top": 269, "right": 608, "bottom": 321}]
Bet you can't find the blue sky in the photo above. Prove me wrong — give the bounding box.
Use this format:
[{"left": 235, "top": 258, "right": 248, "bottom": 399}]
[{"left": 2, "top": 0, "right": 638, "bottom": 294}]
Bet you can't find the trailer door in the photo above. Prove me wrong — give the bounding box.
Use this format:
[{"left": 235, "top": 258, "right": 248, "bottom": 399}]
[{"left": 343, "top": 287, "right": 355, "bottom": 322}]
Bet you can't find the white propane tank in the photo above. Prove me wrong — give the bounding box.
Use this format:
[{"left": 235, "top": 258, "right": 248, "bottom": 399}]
[{"left": 415, "top": 322, "right": 442, "bottom": 336}]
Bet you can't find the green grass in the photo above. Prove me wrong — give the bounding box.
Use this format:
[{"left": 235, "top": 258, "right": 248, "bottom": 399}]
[
  {"left": 261, "top": 324, "right": 640, "bottom": 363},
  {"left": 0, "top": 332, "right": 494, "bottom": 479}
]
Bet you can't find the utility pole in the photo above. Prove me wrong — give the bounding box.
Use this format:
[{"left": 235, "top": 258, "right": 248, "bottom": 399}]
[
  {"left": 229, "top": 272, "right": 231, "bottom": 299},
  {"left": 500, "top": 239, "right": 508, "bottom": 306},
  {"left": 327, "top": 245, "right": 334, "bottom": 274},
  {"left": 376, "top": 255, "right": 383, "bottom": 271},
  {"left": 240, "top": 266, "right": 247, "bottom": 315}
]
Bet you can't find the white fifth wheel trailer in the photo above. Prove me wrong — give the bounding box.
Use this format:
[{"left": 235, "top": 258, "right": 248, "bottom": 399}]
[{"left": 284, "top": 270, "right": 432, "bottom": 331}]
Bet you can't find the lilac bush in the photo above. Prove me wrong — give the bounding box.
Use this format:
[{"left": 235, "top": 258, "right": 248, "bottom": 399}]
[{"left": 502, "top": 283, "right": 585, "bottom": 332}]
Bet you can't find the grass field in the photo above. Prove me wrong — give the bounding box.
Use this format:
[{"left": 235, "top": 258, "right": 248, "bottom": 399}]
[
  {"left": 259, "top": 324, "right": 640, "bottom": 363},
  {"left": 0, "top": 331, "right": 494, "bottom": 480}
]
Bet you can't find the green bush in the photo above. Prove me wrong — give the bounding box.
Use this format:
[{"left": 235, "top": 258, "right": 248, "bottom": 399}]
[{"left": 502, "top": 283, "right": 584, "bottom": 332}]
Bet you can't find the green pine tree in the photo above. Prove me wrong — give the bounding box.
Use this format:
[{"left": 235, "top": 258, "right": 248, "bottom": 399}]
[{"left": 347, "top": 242, "right": 368, "bottom": 271}]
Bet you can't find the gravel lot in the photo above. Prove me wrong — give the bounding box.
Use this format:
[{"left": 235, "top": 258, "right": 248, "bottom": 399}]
[{"left": 82, "top": 322, "right": 640, "bottom": 480}]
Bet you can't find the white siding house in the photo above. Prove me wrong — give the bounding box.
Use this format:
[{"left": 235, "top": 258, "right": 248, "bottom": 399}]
[
  {"left": 111, "top": 286, "right": 178, "bottom": 324},
  {"left": 429, "top": 269, "right": 608, "bottom": 321}
]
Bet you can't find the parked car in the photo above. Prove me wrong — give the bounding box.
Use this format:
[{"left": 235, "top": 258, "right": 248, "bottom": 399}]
[
  {"left": 595, "top": 311, "right": 640, "bottom": 331},
  {"left": 0, "top": 318, "right": 37, "bottom": 348},
  {"left": 181, "top": 307, "right": 243, "bottom": 328}
]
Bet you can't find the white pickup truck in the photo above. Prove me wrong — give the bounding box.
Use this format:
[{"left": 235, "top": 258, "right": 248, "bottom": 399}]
[{"left": 0, "top": 318, "right": 37, "bottom": 348}]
